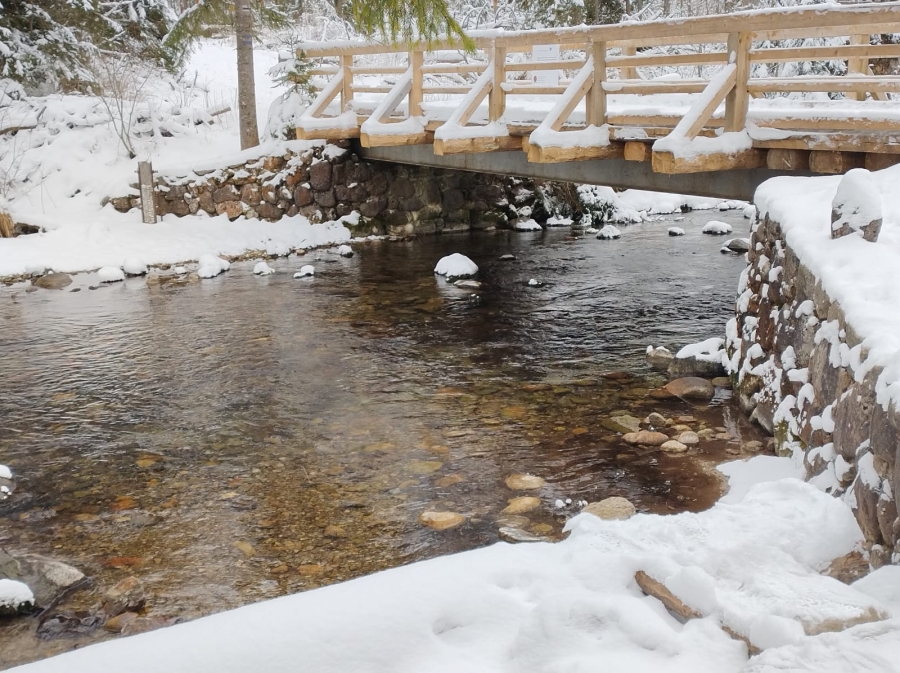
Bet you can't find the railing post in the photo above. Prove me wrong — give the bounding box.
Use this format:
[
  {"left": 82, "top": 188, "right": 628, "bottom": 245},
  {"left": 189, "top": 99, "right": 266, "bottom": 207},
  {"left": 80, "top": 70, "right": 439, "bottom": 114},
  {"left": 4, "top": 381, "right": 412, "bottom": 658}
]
[
  {"left": 724, "top": 32, "right": 751, "bottom": 133},
  {"left": 621, "top": 45, "right": 638, "bottom": 80},
  {"left": 586, "top": 40, "right": 607, "bottom": 127},
  {"left": 340, "top": 54, "right": 353, "bottom": 112},
  {"left": 409, "top": 50, "right": 423, "bottom": 117},
  {"left": 849, "top": 34, "right": 869, "bottom": 102},
  {"left": 489, "top": 42, "right": 507, "bottom": 122}
]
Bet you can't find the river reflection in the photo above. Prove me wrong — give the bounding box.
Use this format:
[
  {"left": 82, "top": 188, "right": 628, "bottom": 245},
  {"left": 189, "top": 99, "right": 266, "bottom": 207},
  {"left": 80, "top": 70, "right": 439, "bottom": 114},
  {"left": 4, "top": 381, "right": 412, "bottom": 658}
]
[{"left": 0, "top": 211, "right": 763, "bottom": 666}]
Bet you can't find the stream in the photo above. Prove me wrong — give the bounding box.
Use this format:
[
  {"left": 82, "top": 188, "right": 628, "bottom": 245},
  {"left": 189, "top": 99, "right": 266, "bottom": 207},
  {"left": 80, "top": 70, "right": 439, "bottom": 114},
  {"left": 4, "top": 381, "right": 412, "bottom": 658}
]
[{"left": 0, "top": 210, "right": 766, "bottom": 667}]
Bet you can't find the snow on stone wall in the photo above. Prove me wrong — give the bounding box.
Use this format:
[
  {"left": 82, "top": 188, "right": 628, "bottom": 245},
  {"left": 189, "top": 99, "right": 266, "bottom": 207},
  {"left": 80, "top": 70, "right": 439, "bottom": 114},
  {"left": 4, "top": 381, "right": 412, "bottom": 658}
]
[
  {"left": 111, "top": 142, "right": 565, "bottom": 238},
  {"left": 727, "top": 211, "right": 900, "bottom": 564}
]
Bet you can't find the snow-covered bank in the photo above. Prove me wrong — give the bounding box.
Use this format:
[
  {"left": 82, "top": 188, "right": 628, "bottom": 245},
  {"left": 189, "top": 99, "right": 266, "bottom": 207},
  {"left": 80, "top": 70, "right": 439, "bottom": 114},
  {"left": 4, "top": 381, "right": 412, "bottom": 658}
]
[
  {"left": 0, "top": 39, "right": 310, "bottom": 279},
  {"left": 13, "top": 457, "right": 900, "bottom": 673},
  {"left": 755, "top": 166, "right": 900, "bottom": 408},
  {"left": 0, "top": 214, "right": 350, "bottom": 278}
]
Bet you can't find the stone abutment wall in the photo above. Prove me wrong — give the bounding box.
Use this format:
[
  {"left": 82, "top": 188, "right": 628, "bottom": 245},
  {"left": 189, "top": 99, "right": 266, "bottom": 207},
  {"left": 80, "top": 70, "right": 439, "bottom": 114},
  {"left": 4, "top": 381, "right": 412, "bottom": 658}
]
[
  {"left": 728, "top": 213, "right": 900, "bottom": 564},
  {"left": 109, "top": 141, "right": 571, "bottom": 237}
]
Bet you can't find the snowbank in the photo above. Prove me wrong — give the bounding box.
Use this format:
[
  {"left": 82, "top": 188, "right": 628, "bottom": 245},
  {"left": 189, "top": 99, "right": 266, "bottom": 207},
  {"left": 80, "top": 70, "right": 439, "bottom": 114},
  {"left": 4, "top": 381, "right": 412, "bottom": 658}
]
[
  {"left": 0, "top": 216, "right": 350, "bottom": 278},
  {"left": 13, "top": 472, "right": 892, "bottom": 673},
  {"left": 0, "top": 40, "right": 350, "bottom": 280},
  {"left": 755, "top": 165, "right": 900, "bottom": 407}
]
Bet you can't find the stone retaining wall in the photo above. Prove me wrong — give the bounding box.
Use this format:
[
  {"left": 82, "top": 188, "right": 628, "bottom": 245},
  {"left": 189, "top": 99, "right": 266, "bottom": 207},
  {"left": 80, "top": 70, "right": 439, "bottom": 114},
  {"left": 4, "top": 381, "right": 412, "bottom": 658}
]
[
  {"left": 109, "top": 142, "right": 570, "bottom": 237},
  {"left": 728, "top": 213, "right": 900, "bottom": 563}
]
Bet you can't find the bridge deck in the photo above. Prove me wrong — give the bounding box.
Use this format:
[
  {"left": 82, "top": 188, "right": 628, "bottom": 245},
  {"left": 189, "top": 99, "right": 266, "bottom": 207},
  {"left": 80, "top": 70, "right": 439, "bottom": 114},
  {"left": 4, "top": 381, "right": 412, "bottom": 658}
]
[{"left": 295, "top": 2, "right": 900, "bottom": 178}]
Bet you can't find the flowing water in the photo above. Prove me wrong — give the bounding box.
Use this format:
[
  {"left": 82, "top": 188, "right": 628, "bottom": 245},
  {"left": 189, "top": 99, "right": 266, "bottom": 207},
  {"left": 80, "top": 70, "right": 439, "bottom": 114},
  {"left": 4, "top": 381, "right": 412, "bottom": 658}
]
[{"left": 0, "top": 211, "right": 764, "bottom": 667}]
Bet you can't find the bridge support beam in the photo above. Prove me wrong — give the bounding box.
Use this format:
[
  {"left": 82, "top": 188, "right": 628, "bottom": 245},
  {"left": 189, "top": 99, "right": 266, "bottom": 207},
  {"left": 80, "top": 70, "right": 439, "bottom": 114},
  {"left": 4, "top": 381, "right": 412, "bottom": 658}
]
[{"left": 354, "top": 143, "right": 812, "bottom": 201}]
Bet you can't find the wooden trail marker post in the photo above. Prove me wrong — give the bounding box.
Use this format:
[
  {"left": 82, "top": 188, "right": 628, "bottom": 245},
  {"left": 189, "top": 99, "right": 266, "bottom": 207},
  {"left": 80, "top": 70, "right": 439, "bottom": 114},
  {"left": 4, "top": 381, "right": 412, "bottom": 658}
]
[{"left": 137, "top": 161, "right": 157, "bottom": 224}]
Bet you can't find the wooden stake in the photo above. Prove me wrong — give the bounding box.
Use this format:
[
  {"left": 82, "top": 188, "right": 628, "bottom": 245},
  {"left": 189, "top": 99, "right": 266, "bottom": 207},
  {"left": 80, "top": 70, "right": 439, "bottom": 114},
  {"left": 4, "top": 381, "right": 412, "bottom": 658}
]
[{"left": 137, "top": 161, "right": 157, "bottom": 224}]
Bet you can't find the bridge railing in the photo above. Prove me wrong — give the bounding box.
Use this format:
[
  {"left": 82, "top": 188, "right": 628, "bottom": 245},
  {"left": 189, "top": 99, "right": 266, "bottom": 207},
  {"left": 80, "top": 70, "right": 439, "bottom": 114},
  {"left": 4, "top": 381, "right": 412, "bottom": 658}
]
[{"left": 296, "top": 2, "right": 900, "bottom": 174}]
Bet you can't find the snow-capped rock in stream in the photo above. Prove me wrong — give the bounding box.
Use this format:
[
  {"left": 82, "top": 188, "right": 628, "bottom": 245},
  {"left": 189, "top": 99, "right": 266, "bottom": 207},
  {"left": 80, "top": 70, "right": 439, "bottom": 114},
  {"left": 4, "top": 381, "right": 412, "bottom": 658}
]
[
  {"left": 0, "top": 579, "right": 34, "bottom": 617},
  {"left": 434, "top": 253, "right": 477, "bottom": 280},
  {"left": 197, "top": 255, "right": 230, "bottom": 279},
  {"left": 98, "top": 266, "right": 125, "bottom": 283},
  {"left": 293, "top": 265, "right": 315, "bottom": 278},
  {"left": 123, "top": 257, "right": 148, "bottom": 276},
  {"left": 597, "top": 224, "right": 621, "bottom": 240},
  {"left": 253, "top": 262, "right": 275, "bottom": 275},
  {"left": 702, "top": 221, "right": 733, "bottom": 235}
]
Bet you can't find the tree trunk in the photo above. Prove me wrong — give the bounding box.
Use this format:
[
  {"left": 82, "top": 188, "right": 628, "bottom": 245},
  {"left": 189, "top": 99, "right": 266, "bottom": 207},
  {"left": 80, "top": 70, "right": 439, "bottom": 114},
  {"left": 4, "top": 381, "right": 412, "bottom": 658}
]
[{"left": 235, "top": 0, "right": 259, "bottom": 150}]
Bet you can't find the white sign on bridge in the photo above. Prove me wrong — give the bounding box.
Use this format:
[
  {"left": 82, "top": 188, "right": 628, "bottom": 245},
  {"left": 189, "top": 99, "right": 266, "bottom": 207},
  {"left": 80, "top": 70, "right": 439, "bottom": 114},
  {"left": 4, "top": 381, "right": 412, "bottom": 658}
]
[{"left": 532, "top": 44, "right": 560, "bottom": 87}]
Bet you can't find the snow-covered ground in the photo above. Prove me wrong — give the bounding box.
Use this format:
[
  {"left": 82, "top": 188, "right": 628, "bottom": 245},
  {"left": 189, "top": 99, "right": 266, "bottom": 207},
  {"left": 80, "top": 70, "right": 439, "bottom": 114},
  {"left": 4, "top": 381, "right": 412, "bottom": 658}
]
[
  {"left": 0, "top": 40, "right": 354, "bottom": 279},
  {"left": 12, "top": 454, "right": 900, "bottom": 673}
]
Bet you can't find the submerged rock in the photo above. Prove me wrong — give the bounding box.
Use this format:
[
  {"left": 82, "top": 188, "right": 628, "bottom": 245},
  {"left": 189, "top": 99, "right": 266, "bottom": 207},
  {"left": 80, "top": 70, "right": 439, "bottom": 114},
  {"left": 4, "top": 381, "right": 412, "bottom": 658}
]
[
  {"left": 622, "top": 431, "right": 669, "bottom": 446},
  {"left": 31, "top": 272, "right": 72, "bottom": 290},
  {"left": 102, "top": 576, "right": 145, "bottom": 617},
  {"left": 660, "top": 440, "right": 688, "bottom": 453},
  {"left": 505, "top": 474, "right": 545, "bottom": 490},
  {"left": 664, "top": 377, "right": 715, "bottom": 400},
  {"left": 582, "top": 497, "right": 636, "bottom": 521},
  {"left": 498, "top": 527, "right": 548, "bottom": 543},
  {"left": 501, "top": 496, "right": 541, "bottom": 515},
  {"left": 418, "top": 511, "right": 466, "bottom": 530},
  {"left": 602, "top": 415, "right": 641, "bottom": 434}
]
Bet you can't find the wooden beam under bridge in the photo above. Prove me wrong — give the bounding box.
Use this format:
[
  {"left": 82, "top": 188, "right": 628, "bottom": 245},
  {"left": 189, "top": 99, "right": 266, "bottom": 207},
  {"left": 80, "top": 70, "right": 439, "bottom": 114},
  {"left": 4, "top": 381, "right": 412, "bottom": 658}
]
[{"left": 354, "top": 142, "right": 813, "bottom": 201}]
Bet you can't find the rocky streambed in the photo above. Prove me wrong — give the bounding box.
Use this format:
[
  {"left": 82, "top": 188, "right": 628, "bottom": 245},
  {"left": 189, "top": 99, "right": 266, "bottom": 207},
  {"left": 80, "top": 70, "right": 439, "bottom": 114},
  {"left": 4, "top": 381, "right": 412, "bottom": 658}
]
[{"left": 0, "top": 211, "right": 764, "bottom": 667}]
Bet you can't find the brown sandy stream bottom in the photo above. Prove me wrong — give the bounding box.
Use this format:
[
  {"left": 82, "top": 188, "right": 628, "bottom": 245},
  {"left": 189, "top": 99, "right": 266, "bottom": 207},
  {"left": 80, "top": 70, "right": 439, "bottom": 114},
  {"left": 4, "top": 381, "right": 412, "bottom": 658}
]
[{"left": 0, "top": 215, "right": 766, "bottom": 667}]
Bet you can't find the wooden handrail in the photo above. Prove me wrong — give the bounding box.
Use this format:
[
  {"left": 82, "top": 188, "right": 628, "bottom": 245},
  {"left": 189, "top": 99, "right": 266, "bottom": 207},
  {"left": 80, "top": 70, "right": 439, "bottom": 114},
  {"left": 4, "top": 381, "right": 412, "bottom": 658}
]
[
  {"left": 297, "top": 1, "right": 900, "bottom": 175},
  {"left": 296, "top": 2, "right": 900, "bottom": 56}
]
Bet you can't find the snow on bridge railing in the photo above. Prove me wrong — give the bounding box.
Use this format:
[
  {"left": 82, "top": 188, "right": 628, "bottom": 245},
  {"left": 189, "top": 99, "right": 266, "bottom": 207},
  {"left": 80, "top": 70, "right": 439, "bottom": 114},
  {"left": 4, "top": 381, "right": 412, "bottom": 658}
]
[{"left": 295, "top": 2, "right": 900, "bottom": 175}]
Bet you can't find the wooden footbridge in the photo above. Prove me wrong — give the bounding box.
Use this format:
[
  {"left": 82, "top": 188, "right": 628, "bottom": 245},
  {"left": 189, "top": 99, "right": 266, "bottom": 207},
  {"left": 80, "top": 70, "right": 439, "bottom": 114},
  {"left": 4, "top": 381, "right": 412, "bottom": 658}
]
[{"left": 295, "top": 2, "right": 900, "bottom": 198}]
